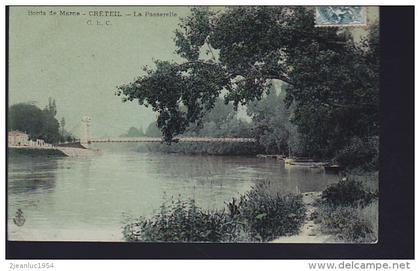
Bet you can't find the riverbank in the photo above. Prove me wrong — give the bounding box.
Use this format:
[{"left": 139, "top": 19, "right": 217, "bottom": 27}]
[
  {"left": 8, "top": 146, "right": 101, "bottom": 157},
  {"left": 272, "top": 192, "right": 335, "bottom": 243},
  {"left": 8, "top": 147, "right": 66, "bottom": 157},
  {"left": 136, "top": 141, "right": 264, "bottom": 155},
  {"left": 122, "top": 172, "right": 377, "bottom": 243}
]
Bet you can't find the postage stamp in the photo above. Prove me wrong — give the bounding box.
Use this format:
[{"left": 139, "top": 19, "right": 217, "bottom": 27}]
[{"left": 315, "top": 6, "right": 367, "bottom": 27}]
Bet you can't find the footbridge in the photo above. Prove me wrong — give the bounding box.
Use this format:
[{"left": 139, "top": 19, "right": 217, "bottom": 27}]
[
  {"left": 77, "top": 117, "right": 256, "bottom": 148},
  {"left": 90, "top": 136, "right": 256, "bottom": 143}
]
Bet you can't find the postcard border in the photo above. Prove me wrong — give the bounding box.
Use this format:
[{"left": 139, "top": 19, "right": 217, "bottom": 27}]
[{"left": 5, "top": 5, "right": 414, "bottom": 259}]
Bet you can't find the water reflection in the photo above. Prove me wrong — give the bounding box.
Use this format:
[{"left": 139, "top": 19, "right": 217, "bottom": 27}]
[
  {"left": 284, "top": 163, "right": 336, "bottom": 193},
  {"left": 8, "top": 156, "right": 59, "bottom": 194},
  {"left": 8, "top": 146, "right": 340, "bottom": 241}
]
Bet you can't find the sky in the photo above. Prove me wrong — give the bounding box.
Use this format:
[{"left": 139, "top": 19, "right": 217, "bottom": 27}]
[
  {"left": 9, "top": 6, "right": 195, "bottom": 137},
  {"left": 8, "top": 6, "right": 378, "bottom": 138}
]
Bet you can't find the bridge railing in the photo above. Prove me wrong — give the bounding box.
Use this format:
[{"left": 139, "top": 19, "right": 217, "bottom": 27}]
[{"left": 89, "top": 136, "right": 256, "bottom": 143}]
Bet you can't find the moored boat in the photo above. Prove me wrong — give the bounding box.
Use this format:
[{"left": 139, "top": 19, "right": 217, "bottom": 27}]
[
  {"left": 324, "top": 164, "right": 341, "bottom": 173},
  {"left": 284, "top": 157, "right": 329, "bottom": 167}
]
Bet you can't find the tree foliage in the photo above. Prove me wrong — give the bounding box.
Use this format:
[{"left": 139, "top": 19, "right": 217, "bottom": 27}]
[
  {"left": 144, "top": 122, "right": 163, "bottom": 137},
  {"left": 117, "top": 7, "right": 379, "bottom": 161},
  {"left": 9, "top": 101, "right": 61, "bottom": 144},
  {"left": 122, "top": 126, "right": 145, "bottom": 137},
  {"left": 184, "top": 98, "right": 251, "bottom": 138},
  {"left": 246, "top": 83, "right": 295, "bottom": 155},
  {"left": 9, "top": 103, "right": 45, "bottom": 140}
]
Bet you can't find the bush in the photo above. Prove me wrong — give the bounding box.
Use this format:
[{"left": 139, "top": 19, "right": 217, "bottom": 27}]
[
  {"left": 322, "top": 179, "right": 377, "bottom": 207},
  {"left": 123, "top": 181, "right": 306, "bottom": 242},
  {"left": 358, "top": 201, "right": 378, "bottom": 242},
  {"left": 232, "top": 182, "right": 306, "bottom": 241},
  {"left": 317, "top": 175, "right": 378, "bottom": 243},
  {"left": 123, "top": 199, "right": 241, "bottom": 242},
  {"left": 334, "top": 137, "right": 379, "bottom": 171},
  {"left": 317, "top": 201, "right": 378, "bottom": 243}
]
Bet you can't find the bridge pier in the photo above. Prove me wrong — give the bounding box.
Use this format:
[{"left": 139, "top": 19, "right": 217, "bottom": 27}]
[{"left": 80, "top": 116, "right": 91, "bottom": 148}]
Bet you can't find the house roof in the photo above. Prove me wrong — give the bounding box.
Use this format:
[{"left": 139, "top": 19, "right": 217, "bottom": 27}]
[{"left": 8, "top": 131, "right": 28, "bottom": 136}]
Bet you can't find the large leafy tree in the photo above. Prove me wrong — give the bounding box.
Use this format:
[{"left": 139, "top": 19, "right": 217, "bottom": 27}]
[
  {"left": 8, "top": 101, "right": 61, "bottom": 144},
  {"left": 9, "top": 103, "right": 45, "bottom": 140},
  {"left": 117, "top": 7, "right": 378, "bottom": 158}
]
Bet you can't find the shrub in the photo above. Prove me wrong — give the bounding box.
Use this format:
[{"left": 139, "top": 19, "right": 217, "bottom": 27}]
[
  {"left": 231, "top": 182, "right": 306, "bottom": 242},
  {"left": 123, "top": 199, "right": 241, "bottom": 242},
  {"left": 123, "top": 181, "right": 306, "bottom": 242},
  {"left": 318, "top": 175, "right": 378, "bottom": 243},
  {"left": 322, "top": 179, "right": 377, "bottom": 207},
  {"left": 334, "top": 136, "right": 379, "bottom": 171},
  {"left": 317, "top": 201, "right": 378, "bottom": 243},
  {"left": 358, "top": 201, "right": 378, "bottom": 242}
]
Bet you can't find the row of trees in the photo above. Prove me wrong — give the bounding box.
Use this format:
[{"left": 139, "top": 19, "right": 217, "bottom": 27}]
[
  {"left": 122, "top": 122, "right": 161, "bottom": 138},
  {"left": 123, "top": 98, "right": 252, "bottom": 139},
  {"left": 8, "top": 98, "right": 75, "bottom": 144},
  {"left": 117, "top": 7, "right": 379, "bottom": 168},
  {"left": 247, "top": 84, "right": 299, "bottom": 156}
]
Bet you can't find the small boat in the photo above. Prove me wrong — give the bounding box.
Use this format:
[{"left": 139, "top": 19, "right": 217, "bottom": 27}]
[
  {"left": 289, "top": 161, "right": 329, "bottom": 167},
  {"left": 324, "top": 164, "right": 341, "bottom": 173},
  {"left": 257, "top": 154, "right": 285, "bottom": 159},
  {"left": 285, "top": 157, "right": 328, "bottom": 167}
]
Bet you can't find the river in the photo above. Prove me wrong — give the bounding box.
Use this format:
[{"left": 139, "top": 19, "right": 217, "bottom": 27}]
[{"left": 7, "top": 143, "right": 340, "bottom": 241}]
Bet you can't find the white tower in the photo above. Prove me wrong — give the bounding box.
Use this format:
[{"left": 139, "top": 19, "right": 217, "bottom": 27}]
[{"left": 80, "top": 116, "right": 91, "bottom": 147}]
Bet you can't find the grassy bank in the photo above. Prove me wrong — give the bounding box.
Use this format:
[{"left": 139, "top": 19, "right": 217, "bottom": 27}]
[
  {"left": 123, "top": 181, "right": 306, "bottom": 242},
  {"left": 8, "top": 148, "right": 66, "bottom": 157},
  {"left": 123, "top": 171, "right": 378, "bottom": 243}
]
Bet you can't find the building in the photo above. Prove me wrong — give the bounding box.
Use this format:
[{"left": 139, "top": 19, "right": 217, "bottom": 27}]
[
  {"left": 36, "top": 139, "right": 52, "bottom": 148},
  {"left": 8, "top": 131, "right": 29, "bottom": 146},
  {"left": 8, "top": 131, "right": 53, "bottom": 148}
]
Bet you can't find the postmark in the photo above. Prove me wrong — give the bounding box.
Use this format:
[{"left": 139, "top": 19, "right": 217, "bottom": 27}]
[{"left": 315, "top": 6, "right": 367, "bottom": 27}]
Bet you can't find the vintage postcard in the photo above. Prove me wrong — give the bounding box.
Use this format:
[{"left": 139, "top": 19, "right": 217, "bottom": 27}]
[{"left": 7, "top": 6, "right": 379, "bottom": 244}]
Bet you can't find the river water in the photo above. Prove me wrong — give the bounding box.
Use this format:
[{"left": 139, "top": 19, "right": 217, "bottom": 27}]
[{"left": 8, "top": 143, "right": 340, "bottom": 241}]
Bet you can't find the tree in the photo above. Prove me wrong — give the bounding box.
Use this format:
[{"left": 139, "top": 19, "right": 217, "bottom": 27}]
[
  {"left": 60, "top": 117, "right": 66, "bottom": 137},
  {"left": 127, "top": 127, "right": 141, "bottom": 137},
  {"left": 282, "top": 22, "right": 379, "bottom": 158},
  {"left": 117, "top": 7, "right": 379, "bottom": 160},
  {"left": 184, "top": 98, "right": 251, "bottom": 137},
  {"left": 145, "top": 122, "right": 163, "bottom": 137},
  {"left": 41, "top": 109, "right": 60, "bottom": 143},
  {"left": 45, "top": 97, "right": 57, "bottom": 117},
  {"left": 138, "top": 127, "right": 145, "bottom": 136},
  {"left": 247, "top": 84, "right": 293, "bottom": 155},
  {"left": 9, "top": 102, "right": 61, "bottom": 144},
  {"left": 8, "top": 103, "right": 45, "bottom": 140}
]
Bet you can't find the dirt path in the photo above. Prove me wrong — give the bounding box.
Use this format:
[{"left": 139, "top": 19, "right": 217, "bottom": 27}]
[{"left": 272, "top": 192, "right": 335, "bottom": 243}]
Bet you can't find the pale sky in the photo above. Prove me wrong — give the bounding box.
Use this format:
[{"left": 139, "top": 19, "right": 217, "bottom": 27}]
[
  {"left": 8, "top": 6, "right": 378, "bottom": 137},
  {"left": 9, "top": 6, "right": 194, "bottom": 137}
]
